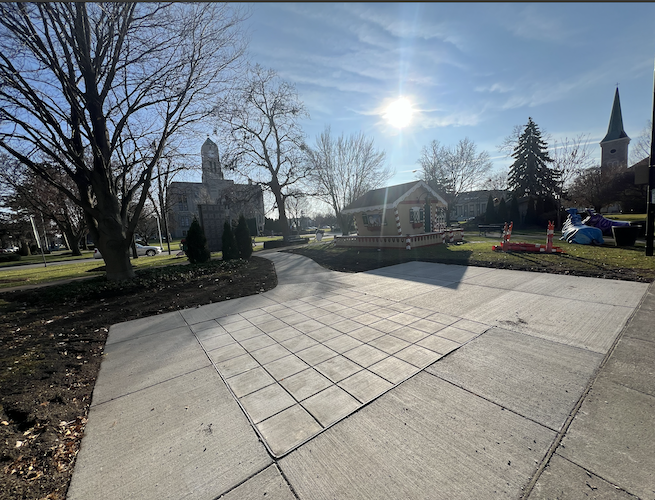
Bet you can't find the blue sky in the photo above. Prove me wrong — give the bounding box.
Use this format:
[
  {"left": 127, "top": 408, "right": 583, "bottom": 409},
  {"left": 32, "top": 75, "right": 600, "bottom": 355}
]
[{"left": 236, "top": 2, "right": 654, "bottom": 188}]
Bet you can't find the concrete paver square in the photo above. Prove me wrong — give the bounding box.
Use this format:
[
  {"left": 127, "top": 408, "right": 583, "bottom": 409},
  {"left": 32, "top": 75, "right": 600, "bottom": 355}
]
[
  {"left": 417, "top": 334, "right": 461, "bottom": 355},
  {"left": 188, "top": 319, "right": 221, "bottom": 334},
  {"left": 387, "top": 312, "right": 422, "bottom": 326},
  {"left": 241, "top": 334, "right": 276, "bottom": 352},
  {"left": 368, "top": 334, "right": 411, "bottom": 354},
  {"left": 315, "top": 355, "right": 363, "bottom": 382},
  {"left": 240, "top": 308, "right": 269, "bottom": 319},
  {"left": 256, "top": 405, "right": 322, "bottom": 456},
  {"left": 394, "top": 344, "right": 443, "bottom": 368},
  {"left": 388, "top": 326, "right": 430, "bottom": 343},
  {"left": 296, "top": 344, "right": 338, "bottom": 365},
  {"left": 216, "top": 354, "right": 260, "bottom": 378},
  {"left": 294, "top": 319, "right": 325, "bottom": 334},
  {"left": 306, "top": 326, "right": 341, "bottom": 343},
  {"left": 435, "top": 325, "right": 480, "bottom": 344},
  {"left": 368, "top": 318, "right": 403, "bottom": 334},
  {"left": 280, "top": 368, "right": 333, "bottom": 401},
  {"left": 200, "top": 333, "right": 234, "bottom": 351},
  {"left": 281, "top": 334, "right": 319, "bottom": 353},
  {"left": 322, "top": 302, "right": 348, "bottom": 313},
  {"left": 230, "top": 325, "right": 265, "bottom": 342},
  {"left": 223, "top": 319, "right": 254, "bottom": 333},
  {"left": 239, "top": 384, "right": 296, "bottom": 424},
  {"left": 338, "top": 370, "right": 393, "bottom": 403},
  {"left": 248, "top": 313, "right": 279, "bottom": 326},
  {"left": 368, "top": 356, "right": 417, "bottom": 384},
  {"left": 323, "top": 334, "right": 364, "bottom": 353},
  {"left": 219, "top": 464, "right": 296, "bottom": 500},
  {"left": 268, "top": 326, "right": 302, "bottom": 343},
  {"left": 227, "top": 367, "right": 276, "bottom": 398},
  {"left": 283, "top": 312, "right": 312, "bottom": 326},
  {"left": 264, "top": 355, "right": 310, "bottom": 381},
  {"left": 193, "top": 324, "right": 226, "bottom": 340},
  {"left": 250, "top": 344, "right": 291, "bottom": 365},
  {"left": 343, "top": 344, "right": 388, "bottom": 367},
  {"left": 302, "top": 385, "right": 361, "bottom": 427},
  {"left": 209, "top": 342, "right": 248, "bottom": 363},
  {"left": 217, "top": 314, "right": 246, "bottom": 325},
  {"left": 425, "top": 312, "right": 460, "bottom": 326},
  {"left": 348, "top": 326, "right": 386, "bottom": 343},
  {"left": 68, "top": 367, "right": 271, "bottom": 500},
  {"left": 315, "top": 311, "right": 348, "bottom": 325},
  {"left": 351, "top": 312, "right": 382, "bottom": 325},
  {"left": 270, "top": 308, "right": 299, "bottom": 320},
  {"left": 332, "top": 318, "right": 362, "bottom": 333},
  {"left": 368, "top": 308, "right": 397, "bottom": 319},
  {"left": 291, "top": 302, "right": 315, "bottom": 313},
  {"left": 407, "top": 318, "right": 446, "bottom": 334},
  {"left": 257, "top": 318, "right": 288, "bottom": 334}
]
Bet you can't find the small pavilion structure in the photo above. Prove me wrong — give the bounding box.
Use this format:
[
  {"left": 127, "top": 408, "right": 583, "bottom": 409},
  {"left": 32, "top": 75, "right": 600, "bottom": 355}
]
[{"left": 336, "top": 180, "right": 463, "bottom": 249}]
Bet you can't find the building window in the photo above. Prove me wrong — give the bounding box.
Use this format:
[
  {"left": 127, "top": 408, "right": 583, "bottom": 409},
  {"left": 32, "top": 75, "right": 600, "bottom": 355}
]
[
  {"left": 180, "top": 215, "right": 190, "bottom": 228},
  {"left": 409, "top": 208, "right": 424, "bottom": 223},
  {"left": 178, "top": 195, "right": 188, "bottom": 211},
  {"left": 182, "top": 230, "right": 187, "bottom": 237}
]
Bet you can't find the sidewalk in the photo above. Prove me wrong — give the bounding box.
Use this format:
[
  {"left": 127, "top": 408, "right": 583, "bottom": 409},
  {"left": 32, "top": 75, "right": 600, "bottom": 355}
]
[{"left": 67, "top": 252, "right": 654, "bottom": 499}]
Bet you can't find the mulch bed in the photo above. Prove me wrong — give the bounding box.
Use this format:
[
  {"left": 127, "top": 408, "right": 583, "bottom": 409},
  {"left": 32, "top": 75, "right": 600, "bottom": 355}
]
[{"left": 0, "top": 256, "right": 277, "bottom": 500}]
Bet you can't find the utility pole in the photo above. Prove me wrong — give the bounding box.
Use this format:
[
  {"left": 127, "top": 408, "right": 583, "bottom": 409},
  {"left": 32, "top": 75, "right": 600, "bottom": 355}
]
[{"left": 646, "top": 57, "right": 655, "bottom": 256}]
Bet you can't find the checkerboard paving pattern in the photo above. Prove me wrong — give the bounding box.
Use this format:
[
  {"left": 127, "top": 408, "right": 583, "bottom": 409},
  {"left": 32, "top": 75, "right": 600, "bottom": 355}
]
[{"left": 192, "top": 288, "right": 491, "bottom": 457}]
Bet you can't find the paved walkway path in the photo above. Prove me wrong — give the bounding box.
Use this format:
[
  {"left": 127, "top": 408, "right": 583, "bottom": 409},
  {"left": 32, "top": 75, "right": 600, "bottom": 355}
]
[{"left": 67, "top": 252, "right": 654, "bottom": 499}]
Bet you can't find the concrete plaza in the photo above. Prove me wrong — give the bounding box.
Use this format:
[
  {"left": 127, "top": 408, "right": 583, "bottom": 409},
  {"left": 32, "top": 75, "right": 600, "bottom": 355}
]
[{"left": 67, "top": 251, "right": 654, "bottom": 499}]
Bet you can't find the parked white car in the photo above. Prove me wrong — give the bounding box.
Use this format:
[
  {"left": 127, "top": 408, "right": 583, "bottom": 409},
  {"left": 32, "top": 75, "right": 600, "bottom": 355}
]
[{"left": 93, "top": 243, "right": 162, "bottom": 259}]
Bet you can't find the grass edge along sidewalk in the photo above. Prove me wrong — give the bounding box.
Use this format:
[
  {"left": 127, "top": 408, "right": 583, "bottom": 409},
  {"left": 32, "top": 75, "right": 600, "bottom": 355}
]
[{"left": 285, "top": 235, "right": 655, "bottom": 282}]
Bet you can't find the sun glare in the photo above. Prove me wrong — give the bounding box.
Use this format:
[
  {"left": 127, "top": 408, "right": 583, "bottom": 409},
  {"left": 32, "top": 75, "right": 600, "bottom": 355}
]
[{"left": 384, "top": 97, "right": 413, "bottom": 129}]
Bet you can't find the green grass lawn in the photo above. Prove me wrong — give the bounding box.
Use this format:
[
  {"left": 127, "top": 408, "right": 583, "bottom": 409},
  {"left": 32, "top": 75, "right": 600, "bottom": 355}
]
[{"left": 287, "top": 231, "right": 655, "bottom": 282}]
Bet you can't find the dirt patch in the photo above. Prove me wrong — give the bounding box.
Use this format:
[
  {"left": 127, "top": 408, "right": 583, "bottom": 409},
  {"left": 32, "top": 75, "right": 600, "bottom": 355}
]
[{"left": 0, "top": 256, "right": 277, "bottom": 500}]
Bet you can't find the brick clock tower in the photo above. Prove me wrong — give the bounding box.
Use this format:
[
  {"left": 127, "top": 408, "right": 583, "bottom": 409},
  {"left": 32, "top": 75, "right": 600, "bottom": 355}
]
[{"left": 600, "top": 88, "right": 630, "bottom": 170}]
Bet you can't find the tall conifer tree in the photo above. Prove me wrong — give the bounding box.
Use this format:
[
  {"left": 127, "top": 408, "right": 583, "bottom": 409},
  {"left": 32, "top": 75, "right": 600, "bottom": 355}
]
[{"left": 508, "top": 118, "right": 559, "bottom": 199}]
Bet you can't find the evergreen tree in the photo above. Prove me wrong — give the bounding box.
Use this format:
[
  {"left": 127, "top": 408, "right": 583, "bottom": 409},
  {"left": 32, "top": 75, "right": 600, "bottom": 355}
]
[
  {"left": 508, "top": 118, "right": 559, "bottom": 199},
  {"left": 509, "top": 196, "right": 520, "bottom": 225},
  {"left": 185, "top": 217, "right": 211, "bottom": 264},
  {"left": 535, "top": 196, "right": 545, "bottom": 217},
  {"left": 497, "top": 197, "right": 508, "bottom": 224},
  {"left": 485, "top": 194, "right": 496, "bottom": 223},
  {"left": 524, "top": 196, "right": 537, "bottom": 226},
  {"left": 234, "top": 214, "right": 253, "bottom": 260},
  {"left": 221, "top": 220, "right": 239, "bottom": 261}
]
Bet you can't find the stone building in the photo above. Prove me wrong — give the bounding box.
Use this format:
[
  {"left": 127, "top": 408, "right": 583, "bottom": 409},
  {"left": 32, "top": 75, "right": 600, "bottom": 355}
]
[{"left": 167, "top": 138, "right": 264, "bottom": 250}]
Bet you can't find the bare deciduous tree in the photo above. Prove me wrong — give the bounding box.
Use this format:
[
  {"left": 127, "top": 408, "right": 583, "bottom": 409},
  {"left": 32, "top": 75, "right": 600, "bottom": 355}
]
[
  {"left": 630, "top": 119, "right": 652, "bottom": 165},
  {"left": 216, "top": 65, "right": 308, "bottom": 241},
  {"left": 1, "top": 160, "right": 87, "bottom": 255},
  {"left": 481, "top": 169, "right": 509, "bottom": 191},
  {"left": 0, "top": 3, "right": 247, "bottom": 279},
  {"left": 418, "top": 138, "right": 493, "bottom": 222},
  {"left": 304, "top": 126, "right": 391, "bottom": 235},
  {"left": 550, "top": 134, "right": 595, "bottom": 226}
]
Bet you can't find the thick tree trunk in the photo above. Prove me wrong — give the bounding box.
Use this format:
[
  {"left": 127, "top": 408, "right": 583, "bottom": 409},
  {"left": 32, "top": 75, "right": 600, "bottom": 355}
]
[
  {"left": 87, "top": 213, "right": 135, "bottom": 281},
  {"left": 64, "top": 228, "right": 82, "bottom": 256}
]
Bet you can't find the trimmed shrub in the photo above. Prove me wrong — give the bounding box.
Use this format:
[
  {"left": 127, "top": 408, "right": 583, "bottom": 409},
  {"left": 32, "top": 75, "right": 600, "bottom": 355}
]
[
  {"left": 234, "top": 215, "right": 253, "bottom": 260},
  {"left": 0, "top": 253, "right": 21, "bottom": 263},
  {"left": 185, "top": 217, "right": 211, "bottom": 264},
  {"left": 221, "top": 220, "right": 239, "bottom": 261}
]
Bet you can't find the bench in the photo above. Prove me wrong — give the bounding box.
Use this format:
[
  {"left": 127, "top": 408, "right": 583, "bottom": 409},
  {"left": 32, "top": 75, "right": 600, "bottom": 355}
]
[{"left": 478, "top": 224, "right": 504, "bottom": 236}]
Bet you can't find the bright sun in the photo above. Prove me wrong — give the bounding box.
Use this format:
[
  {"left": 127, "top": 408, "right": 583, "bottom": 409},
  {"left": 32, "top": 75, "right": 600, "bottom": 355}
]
[{"left": 384, "top": 97, "right": 413, "bottom": 128}]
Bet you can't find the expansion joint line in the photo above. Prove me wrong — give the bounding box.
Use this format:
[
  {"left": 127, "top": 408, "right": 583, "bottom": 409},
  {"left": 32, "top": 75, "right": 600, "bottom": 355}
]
[{"left": 518, "top": 287, "right": 651, "bottom": 499}]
